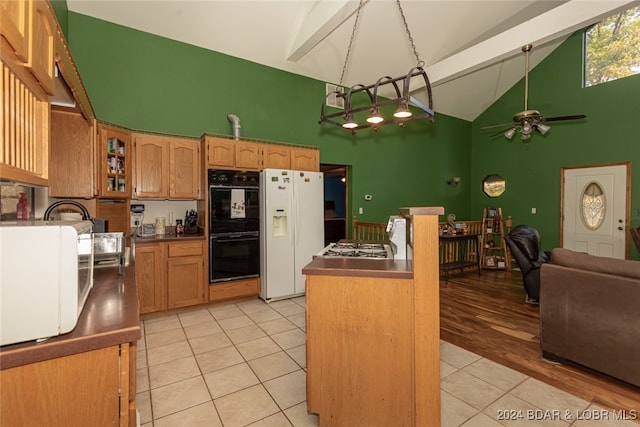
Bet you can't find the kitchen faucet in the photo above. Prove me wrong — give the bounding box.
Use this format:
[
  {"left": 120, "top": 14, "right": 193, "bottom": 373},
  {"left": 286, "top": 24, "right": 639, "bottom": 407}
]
[{"left": 43, "top": 200, "right": 91, "bottom": 221}]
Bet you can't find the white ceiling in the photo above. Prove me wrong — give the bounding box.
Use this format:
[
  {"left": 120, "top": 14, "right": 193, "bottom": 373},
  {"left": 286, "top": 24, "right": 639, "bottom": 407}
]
[{"left": 66, "top": 0, "right": 637, "bottom": 122}]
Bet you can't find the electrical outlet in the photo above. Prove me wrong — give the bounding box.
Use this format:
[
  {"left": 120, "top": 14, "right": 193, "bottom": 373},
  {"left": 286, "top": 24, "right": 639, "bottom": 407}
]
[
  {"left": 531, "top": 207, "right": 537, "bottom": 214},
  {"left": 359, "top": 207, "right": 363, "bottom": 214}
]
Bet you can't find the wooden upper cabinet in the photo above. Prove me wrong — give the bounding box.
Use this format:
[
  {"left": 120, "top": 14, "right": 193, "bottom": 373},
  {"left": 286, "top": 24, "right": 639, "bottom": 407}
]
[
  {"left": 97, "top": 125, "right": 131, "bottom": 198},
  {"left": 49, "top": 110, "right": 96, "bottom": 198},
  {"left": 205, "top": 137, "right": 234, "bottom": 168},
  {"left": 0, "top": 0, "right": 31, "bottom": 62},
  {"left": 0, "top": 0, "right": 56, "bottom": 187},
  {"left": 134, "top": 134, "right": 200, "bottom": 199},
  {"left": 170, "top": 139, "right": 200, "bottom": 199},
  {"left": 263, "top": 144, "right": 291, "bottom": 170},
  {"left": 28, "top": 0, "right": 54, "bottom": 95},
  {"left": 291, "top": 147, "right": 320, "bottom": 172},
  {"left": 204, "top": 136, "right": 262, "bottom": 171},
  {"left": 235, "top": 141, "right": 261, "bottom": 170},
  {"left": 134, "top": 134, "right": 170, "bottom": 198}
]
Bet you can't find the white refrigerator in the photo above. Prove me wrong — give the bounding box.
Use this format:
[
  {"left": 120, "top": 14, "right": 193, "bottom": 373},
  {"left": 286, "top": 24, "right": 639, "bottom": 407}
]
[{"left": 260, "top": 169, "right": 324, "bottom": 301}]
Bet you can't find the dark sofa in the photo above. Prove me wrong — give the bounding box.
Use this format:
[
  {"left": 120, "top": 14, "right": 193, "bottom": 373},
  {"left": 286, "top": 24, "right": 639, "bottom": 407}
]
[{"left": 540, "top": 248, "right": 640, "bottom": 387}]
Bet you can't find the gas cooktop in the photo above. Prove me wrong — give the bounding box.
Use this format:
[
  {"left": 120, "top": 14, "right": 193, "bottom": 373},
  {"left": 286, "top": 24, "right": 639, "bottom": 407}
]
[{"left": 315, "top": 242, "right": 393, "bottom": 259}]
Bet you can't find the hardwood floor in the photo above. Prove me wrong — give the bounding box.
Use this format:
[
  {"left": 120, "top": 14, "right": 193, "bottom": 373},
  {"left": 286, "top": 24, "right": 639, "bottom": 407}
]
[{"left": 440, "top": 269, "right": 640, "bottom": 415}]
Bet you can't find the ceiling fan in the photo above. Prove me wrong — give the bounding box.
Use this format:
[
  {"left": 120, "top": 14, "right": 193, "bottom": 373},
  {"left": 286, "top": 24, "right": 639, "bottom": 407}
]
[{"left": 483, "top": 44, "right": 586, "bottom": 141}]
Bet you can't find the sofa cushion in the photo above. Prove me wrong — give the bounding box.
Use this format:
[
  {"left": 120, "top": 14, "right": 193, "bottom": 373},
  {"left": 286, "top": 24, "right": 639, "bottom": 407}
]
[{"left": 550, "top": 248, "right": 640, "bottom": 280}]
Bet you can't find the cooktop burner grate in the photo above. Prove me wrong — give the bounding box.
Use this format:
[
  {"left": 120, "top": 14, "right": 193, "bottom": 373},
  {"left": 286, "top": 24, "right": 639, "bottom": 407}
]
[{"left": 316, "top": 242, "right": 393, "bottom": 259}]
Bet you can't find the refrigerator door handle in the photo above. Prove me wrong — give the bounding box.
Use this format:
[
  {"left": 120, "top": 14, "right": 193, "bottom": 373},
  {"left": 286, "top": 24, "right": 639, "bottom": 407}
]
[{"left": 293, "top": 185, "right": 300, "bottom": 246}]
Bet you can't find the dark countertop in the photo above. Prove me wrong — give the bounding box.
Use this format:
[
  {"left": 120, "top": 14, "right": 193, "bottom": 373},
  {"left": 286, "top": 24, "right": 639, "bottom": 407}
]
[
  {"left": 132, "top": 232, "right": 205, "bottom": 244},
  {"left": 302, "top": 257, "right": 413, "bottom": 279},
  {"left": 0, "top": 261, "right": 141, "bottom": 370}
]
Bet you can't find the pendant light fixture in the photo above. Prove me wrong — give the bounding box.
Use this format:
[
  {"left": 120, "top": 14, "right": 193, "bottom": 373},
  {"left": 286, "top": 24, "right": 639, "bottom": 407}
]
[{"left": 319, "top": 0, "right": 435, "bottom": 133}]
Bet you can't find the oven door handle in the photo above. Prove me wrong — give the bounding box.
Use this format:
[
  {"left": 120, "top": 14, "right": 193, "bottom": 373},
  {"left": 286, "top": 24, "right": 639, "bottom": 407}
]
[{"left": 211, "top": 235, "right": 259, "bottom": 243}]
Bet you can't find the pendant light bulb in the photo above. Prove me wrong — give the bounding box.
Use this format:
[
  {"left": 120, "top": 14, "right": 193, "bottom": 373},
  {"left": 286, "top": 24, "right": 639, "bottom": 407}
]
[
  {"left": 394, "top": 100, "right": 412, "bottom": 118},
  {"left": 342, "top": 113, "right": 358, "bottom": 129},
  {"left": 366, "top": 106, "right": 384, "bottom": 124}
]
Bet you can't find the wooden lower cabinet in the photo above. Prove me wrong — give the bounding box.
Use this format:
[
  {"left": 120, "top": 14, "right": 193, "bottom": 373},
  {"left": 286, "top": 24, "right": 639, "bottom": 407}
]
[
  {"left": 136, "top": 243, "right": 165, "bottom": 314},
  {"left": 0, "top": 343, "right": 136, "bottom": 427},
  {"left": 306, "top": 275, "right": 415, "bottom": 425},
  {"left": 136, "top": 240, "right": 205, "bottom": 314},
  {"left": 167, "top": 241, "right": 205, "bottom": 308}
]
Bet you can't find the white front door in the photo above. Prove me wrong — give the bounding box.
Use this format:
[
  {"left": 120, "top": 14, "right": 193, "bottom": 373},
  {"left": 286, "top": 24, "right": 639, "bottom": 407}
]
[{"left": 562, "top": 164, "right": 628, "bottom": 259}]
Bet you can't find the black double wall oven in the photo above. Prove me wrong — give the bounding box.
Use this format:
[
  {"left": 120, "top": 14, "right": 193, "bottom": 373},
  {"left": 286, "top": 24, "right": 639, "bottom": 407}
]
[{"left": 208, "top": 170, "right": 260, "bottom": 283}]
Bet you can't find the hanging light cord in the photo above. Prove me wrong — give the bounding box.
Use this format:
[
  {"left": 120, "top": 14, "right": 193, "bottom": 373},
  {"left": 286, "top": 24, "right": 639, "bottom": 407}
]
[
  {"left": 339, "top": 0, "right": 424, "bottom": 88},
  {"left": 396, "top": 0, "right": 424, "bottom": 68},
  {"left": 339, "top": 0, "right": 365, "bottom": 87},
  {"left": 320, "top": 0, "right": 434, "bottom": 131}
]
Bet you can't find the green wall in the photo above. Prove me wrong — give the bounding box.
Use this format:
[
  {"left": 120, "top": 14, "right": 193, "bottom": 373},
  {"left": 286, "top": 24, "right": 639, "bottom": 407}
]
[
  {"left": 50, "top": 0, "right": 68, "bottom": 37},
  {"left": 64, "top": 12, "right": 638, "bottom": 257},
  {"left": 66, "top": 12, "right": 472, "bottom": 223},
  {"left": 471, "top": 32, "right": 640, "bottom": 256}
]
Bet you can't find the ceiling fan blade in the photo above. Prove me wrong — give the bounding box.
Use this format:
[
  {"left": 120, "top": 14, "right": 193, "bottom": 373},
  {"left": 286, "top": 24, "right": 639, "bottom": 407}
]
[
  {"left": 542, "top": 114, "right": 586, "bottom": 122},
  {"left": 481, "top": 122, "right": 518, "bottom": 130}
]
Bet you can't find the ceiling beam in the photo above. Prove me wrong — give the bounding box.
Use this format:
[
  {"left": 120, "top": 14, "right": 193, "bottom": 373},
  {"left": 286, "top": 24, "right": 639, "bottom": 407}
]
[
  {"left": 426, "top": 0, "right": 640, "bottom": 86},
  {"left": 287, "top": 0, "right": 367, "bottom": 62}
]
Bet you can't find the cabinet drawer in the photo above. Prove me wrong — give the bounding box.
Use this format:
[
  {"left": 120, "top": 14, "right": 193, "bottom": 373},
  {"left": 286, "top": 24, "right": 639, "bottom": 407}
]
[{"left": 168, "top": 241, "right": 203, "bottom": 258}]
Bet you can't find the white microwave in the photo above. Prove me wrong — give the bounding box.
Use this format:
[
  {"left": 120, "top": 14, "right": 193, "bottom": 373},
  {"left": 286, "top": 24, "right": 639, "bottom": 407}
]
[{"left": 0, "top": 221, "right": 94, "bottom": 346}]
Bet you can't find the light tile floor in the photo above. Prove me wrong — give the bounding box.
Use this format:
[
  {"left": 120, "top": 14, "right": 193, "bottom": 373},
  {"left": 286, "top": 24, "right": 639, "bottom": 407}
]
[{"left": 137, "top": 297, "right": 637, "bottom": 427}]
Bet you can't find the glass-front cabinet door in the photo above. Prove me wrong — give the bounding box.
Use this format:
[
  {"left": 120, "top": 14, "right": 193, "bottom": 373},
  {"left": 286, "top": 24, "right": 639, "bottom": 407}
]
[{"left": 98, "top": 125, "right": 131, "bottom": 198}]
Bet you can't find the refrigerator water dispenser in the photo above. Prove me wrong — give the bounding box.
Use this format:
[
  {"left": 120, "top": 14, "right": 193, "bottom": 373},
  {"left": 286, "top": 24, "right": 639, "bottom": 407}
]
[{"left": 272, "top": 208, "right": 288, "bottom": 237}]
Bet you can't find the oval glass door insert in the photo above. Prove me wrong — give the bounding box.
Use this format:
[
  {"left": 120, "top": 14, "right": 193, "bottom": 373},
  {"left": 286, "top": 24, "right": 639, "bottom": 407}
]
[{"left": 581, "top": 182, "right": 605, "bottom": 230}]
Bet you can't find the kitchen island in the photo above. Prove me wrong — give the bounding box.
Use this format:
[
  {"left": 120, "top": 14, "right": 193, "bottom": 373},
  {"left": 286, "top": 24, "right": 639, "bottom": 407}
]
[
  {"left": 0, "top": 262, "right": 141, "bottom": 427},
  {"left": 302, "top": 207, "right": 443, "bottom": 427}
]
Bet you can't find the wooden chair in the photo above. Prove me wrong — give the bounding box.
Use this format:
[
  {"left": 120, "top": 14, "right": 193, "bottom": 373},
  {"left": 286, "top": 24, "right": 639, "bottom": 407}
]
[{"left": 352, "top": 216, "right": 388, "bottom": 241}]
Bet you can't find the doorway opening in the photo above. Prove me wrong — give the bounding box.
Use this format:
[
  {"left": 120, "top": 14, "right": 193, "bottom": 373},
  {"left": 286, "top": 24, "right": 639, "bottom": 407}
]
[{"left": 321, "top": 164, "right": 348, "bottom": 246}]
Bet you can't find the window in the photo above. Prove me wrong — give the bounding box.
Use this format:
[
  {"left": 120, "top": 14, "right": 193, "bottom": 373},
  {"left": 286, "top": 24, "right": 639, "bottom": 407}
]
[{"left": 584, "top": 6, "right": 640, "bottom": 87}]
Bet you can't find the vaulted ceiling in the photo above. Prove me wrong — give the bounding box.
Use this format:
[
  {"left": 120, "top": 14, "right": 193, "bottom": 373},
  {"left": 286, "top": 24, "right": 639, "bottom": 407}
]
[{"left": 66, "top": 0, "right": 637, "bottom": 121}]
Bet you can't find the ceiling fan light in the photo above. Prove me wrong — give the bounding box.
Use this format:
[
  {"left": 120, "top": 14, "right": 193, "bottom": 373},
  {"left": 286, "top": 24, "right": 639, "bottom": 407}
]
[
  {"left": 394, "top": 100, "right": 412, "bottom": 118},
  {"left": 366, "top": 107, "right": 384, "bottom": 124},
  {"left": 504, "top": 128, "right": 516, "bottom": 140},
  {"left": 521, "top": 132, "right": 531, "bottom": 141},
  {"left": 536, "top": 123, "right": 550, "bottom": 134},
  {"left": 521, "top": 122, "right": 532, "bottom": 135}
]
